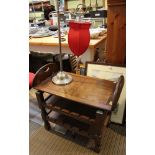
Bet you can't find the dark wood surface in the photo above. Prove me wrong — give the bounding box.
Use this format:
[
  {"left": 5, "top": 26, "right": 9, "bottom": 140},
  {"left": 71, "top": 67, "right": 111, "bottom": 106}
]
[
  {"left": 108, "top": 0, "right": 125, "bottom": 5},
  {"left": 34, "top": 73, "right": 116, "bottom": 111},
  {"left": 32, "top": 63, "right": 59, "bottom": 87},
  {"left": 106, "top": 0, "right": 126, "bottom": 65}
]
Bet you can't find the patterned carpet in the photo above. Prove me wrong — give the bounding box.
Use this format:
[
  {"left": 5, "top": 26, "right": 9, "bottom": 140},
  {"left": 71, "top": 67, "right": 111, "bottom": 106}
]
[{"left": 29, "top": 121, "right": 126, "bottom": 155}]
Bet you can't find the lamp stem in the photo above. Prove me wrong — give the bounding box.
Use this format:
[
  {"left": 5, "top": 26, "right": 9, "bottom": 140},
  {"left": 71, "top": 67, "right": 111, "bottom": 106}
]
[
  {"left": 56, "top": 0, "right": 63, "bottom": 72},
  {"left": 52, "top": 0, "right": 72, "bottom": 85}
]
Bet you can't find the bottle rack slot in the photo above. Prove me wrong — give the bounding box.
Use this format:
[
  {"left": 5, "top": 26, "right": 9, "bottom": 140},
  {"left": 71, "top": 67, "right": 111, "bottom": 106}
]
[
  {"left": 45, "top": 95, "right": 99, "bottom": 125},
  {"left": 47, "top": 111, "right": 90, "bottom": 137}
]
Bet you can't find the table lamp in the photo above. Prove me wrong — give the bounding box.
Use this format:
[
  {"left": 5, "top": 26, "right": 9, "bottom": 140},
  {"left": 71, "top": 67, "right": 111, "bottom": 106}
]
[{"left": 52, "top": 0, "right": 72, "bottom": 85}]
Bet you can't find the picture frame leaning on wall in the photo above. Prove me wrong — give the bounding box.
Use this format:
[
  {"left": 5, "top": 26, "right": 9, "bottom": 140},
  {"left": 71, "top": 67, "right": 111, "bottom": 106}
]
[{"left": 85, "top": 62, "right": 126, "bottom": 124}]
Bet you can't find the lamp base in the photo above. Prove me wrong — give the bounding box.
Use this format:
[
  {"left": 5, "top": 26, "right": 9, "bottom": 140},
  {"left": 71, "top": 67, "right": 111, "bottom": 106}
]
[{"left": 52, "top": 71, "right": 72, "bottom": 85}]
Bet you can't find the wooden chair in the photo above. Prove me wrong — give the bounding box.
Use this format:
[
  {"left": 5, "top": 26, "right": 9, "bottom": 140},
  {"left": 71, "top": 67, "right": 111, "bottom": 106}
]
[
  {"left": 68, "top": 54, "right": 78, "bottom": 73},
  {"left": 53, "top": 53, "right": 72, "bottom": 72},
  {"left": 29, "top": 51, "right": 54, "bottom": 73}
]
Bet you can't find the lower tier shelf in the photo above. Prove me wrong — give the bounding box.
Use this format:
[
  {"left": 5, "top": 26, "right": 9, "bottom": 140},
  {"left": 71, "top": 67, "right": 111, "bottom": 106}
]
[
  {"left": 45, "top": 95, "right": 103, "bottom": 125},
  {"left": 47, "top": 111, "right": 94, "bottom": 138}
]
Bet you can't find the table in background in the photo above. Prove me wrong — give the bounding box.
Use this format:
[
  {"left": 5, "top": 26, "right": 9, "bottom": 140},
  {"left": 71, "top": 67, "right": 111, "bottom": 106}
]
[{"left": 29, "top": 34, "right": 107, "bottom": 63}]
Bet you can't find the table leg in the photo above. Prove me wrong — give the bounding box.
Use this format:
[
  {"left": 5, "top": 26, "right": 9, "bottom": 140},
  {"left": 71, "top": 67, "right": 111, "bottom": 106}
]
[
  {"left": 95, "top": 110, "right": 106, "bottom": 152},
  {"left": 36, "top": 91, "right": 51, "bottom": 131},
  {"left": 86, "top": 110, "right": 105, "bottom": 152}
]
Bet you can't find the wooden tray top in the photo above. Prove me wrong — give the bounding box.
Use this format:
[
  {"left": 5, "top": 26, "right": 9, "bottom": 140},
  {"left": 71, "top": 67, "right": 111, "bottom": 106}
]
[{"left": 34, "top": 73, "right": 116, "bottom": 111}]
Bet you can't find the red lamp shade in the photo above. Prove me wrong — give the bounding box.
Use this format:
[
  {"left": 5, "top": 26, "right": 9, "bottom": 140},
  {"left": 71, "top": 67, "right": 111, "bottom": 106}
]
[{"left": 68, "top": 21, "right": 91, "bottom": 56}]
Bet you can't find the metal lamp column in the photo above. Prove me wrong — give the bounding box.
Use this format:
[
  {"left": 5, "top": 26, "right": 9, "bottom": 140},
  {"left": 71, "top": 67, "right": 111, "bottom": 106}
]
[{"left": 52, "top": 0, "right": 72, "bottom": 85}]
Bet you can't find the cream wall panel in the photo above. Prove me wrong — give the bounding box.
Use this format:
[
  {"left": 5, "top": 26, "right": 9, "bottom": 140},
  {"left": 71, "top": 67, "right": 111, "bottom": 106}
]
[
  {"left": 29, "top": 12, "right": 44, "bottom": 19},
  {"left": 67, "top": 0, "right": 83, "bottom": 9},
  {"left": 66, "top": 0, "right": 105, "bottom": 9},
  {"left": 85, "top": 0, "right": 103, "bottom": 7}
]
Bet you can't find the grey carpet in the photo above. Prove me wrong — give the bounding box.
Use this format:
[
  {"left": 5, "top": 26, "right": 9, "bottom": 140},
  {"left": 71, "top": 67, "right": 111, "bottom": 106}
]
[
  {"left": 29, "top": 88, "right": 43, "bottom": 125},
  {"left": 30, "top": 123, "right": 126, "bottom": 155}
]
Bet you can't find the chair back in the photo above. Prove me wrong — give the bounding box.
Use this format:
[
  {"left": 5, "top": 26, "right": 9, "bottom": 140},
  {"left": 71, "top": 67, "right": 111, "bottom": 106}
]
[
  {"left": 32, "top": 63, "right": 58, "bottom": 87},
  {"left": 29, "top": 51, "right": 54, "bottom": 73},
  {"left": 69, "top": 55, "right": 78, "bottom": 73}
]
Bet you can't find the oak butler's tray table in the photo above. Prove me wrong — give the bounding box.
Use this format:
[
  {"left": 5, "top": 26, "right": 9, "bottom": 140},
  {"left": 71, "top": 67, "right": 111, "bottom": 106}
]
[{"left": 33, "top": 64, "right": 123, "bottom": 153}]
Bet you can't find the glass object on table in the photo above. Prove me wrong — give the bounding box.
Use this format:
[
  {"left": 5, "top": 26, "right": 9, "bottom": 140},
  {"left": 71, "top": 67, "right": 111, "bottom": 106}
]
[{"left": 68, "top": 21, "right": 91, "bottom": 74}]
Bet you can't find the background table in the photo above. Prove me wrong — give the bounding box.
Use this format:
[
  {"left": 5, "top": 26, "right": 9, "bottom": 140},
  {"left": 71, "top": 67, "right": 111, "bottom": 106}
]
[{"left": 29, "top": 34, "right": 107, "bottom": 63}]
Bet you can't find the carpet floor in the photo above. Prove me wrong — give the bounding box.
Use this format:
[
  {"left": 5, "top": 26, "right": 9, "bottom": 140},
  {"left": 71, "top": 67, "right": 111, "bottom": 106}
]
[
  {"left": 29, "top": 122, "right": 126, "bottom": 155},
  {"left": 29, "top": 120, "right": 42, "bottom": 137}
]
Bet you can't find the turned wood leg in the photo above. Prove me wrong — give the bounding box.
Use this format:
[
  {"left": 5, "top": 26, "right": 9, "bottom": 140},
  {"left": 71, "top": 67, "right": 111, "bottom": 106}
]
[
  {"left": 36, "top": 91, "right": 51, "bottom": 131},
  {"left": 87, "top": 135, "right": 101, "bottom": 153},
  {"left": 86, "top": 138, "right": 95, "bottom": 149},
  {"left": 94, "top": 135, "right": 102, "bottom": 153},
  {"left": 87, "top": 110, "right": 105, "bottom": 152},
  {"left": 103, "top": 111, "right": 112, "bottom": 127},
  {"left": 94, "top": 110, "right": 105, "bottom": 153}
]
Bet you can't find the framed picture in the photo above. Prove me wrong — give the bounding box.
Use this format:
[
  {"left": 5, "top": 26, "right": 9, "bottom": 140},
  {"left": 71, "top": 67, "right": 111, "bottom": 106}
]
[{"left": 85, "top": 62, "right": 126, "bottom": 124}]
